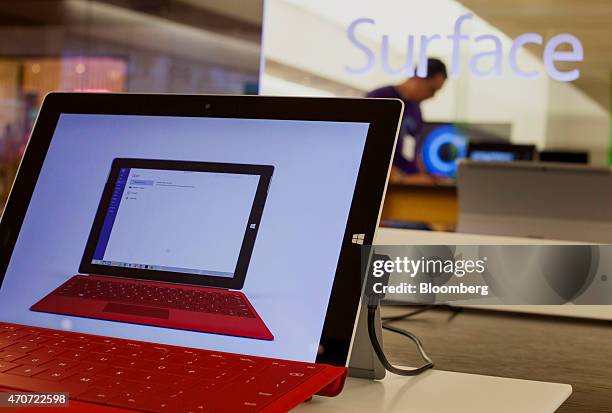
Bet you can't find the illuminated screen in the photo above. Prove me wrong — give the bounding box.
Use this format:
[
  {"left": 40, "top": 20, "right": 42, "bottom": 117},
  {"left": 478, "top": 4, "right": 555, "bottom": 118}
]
[
  {"left": 0, "top": 114, "right": 369, "bottom": 362},
  {"left": 470, "top": 150, "right": 515, "bottom": 162},
  {"left": 92, "top": 168, "right": 260, "bottom": 278}
]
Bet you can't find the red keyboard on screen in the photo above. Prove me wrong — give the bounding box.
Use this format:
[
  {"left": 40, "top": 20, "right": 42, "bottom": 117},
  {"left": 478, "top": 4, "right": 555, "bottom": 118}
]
[
  {"left": 54, "top": 276, "right": 255, "bottom": 317},
  {"left": 0, "top": 322, "right": 347, "bottom": 412}
]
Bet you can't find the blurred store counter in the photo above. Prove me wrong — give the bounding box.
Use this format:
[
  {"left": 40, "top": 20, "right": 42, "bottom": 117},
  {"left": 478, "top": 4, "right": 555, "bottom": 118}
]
[{"left": 382, "top": 174, "right": 457, "bottom": 231}]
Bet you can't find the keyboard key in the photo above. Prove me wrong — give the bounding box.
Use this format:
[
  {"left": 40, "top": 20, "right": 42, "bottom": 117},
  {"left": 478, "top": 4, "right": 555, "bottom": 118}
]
[
  {"left": 233, "top": 365, "right": 313, "bottom": 397},
  {"left": 100, "top": 366, "right": 131, "bottom": 378},
  {"left": 71, "top": 362, "right": 108, "bottom": 375},
  {"left": 87, "top": 337, "right": 117, "bottom": 346},
  {"left": 162, "top": 363, "right": 214, "bottom": 378},
  {"left": 0, "top": 340, "right": 17, "bottom": 350},
  {"left": 234, "top": 400, "right": 267, "bottom": 411},
  {"left": 0, "top": 331, "right": 30, "bottom": 341},
  {"left": 0, "top": 361, "right": 19, "bottom": 372},
  {"left": 117, "top": 349, "right": 144, "bottom": 359},
  {"left": 40, "top": 358, "right": 80, "bottom": 370},
  {"left": 141, "top": 398, "right": 179, "bottom": 413},
  {"left": 44, "top": 338, "right": 74, "bottom": 348},
  {"left": 207, "top": 370, "right": 243, "bottom": 383},
  {"left": 52, "top": 339, "right": 82, "bottom": 348},
  {"left": 123, "top": 369, "right": 181, "bottom": 385},
  {"left": 87, "top": 343, "right": 116, "bottom": 353},
  {"left": 74, "top": 387, "right": 122, "bottom": 404},
  {"left": 22, "top": 335, "right": 51, "bottom": 345},
  {"left": 110, "top": 356, "right": 150, "bottom": 370},
  {"left": 159, "top": 352, "right": 198, "bottom": 365},
  {"left": 57, "top": 350, "right": 88, "bottom": 361},
  {"left": 107, "top": 392, "right": 151, "bottom": 409},
  {"left": 61, "top": 373, "right": 102, "bottom": 386},
  {"left": 0, "top": 372, "right": 89, "bottom": 396},
  {"left": 39, "top": 331, "right": 66, "bottom": 339},
  {"left": 97, "top": 345, "right": 123, "bottom": 355},
  {"left": 0, "top": 325, "right": 22, "bottom": 332},
  {"left": 96, "top": 377, "right": 139, "bottom": 390},
  {"left": 14, "top": 353, "right": 54, "bottom": 366},
  {"left": 96, "top": 377, "right": 166, "bottom": 395},
  {"left": 34, "top": 369, "right": 75, "bottom": 382},
  {"left": 209, "top": 396, "right": 264, "bottom": 413},
  {"left": 260, "top": 365, "right": 320, "bottom": 394},
  {"left": 64, "top": 341, "right": 92, "bottom": 351},
  {"left": 140, "top": 347, "right": 172, "bottom": 359},
  {"left": 2, "top": 342, "right": 39, "bottom": 353},
  {"left": 83, "top": 353, "right": 114, "bottom": 364},
  {"left": 70, "top": 335, "right": 92, "bottom": 342},
  {"left": 141, "top": 391, "right": 207, "bottom": 413},
  {"left": 189, "top": 379, "right": 227, "bottom": 393},
  {"left": 6, "top": 365, "right": 48, "bottom": 377},
  {"left": 29, "top": 347, "right": 66, "bottom": 358},
  {"left": 142, "top": 383, "right": 172, "bottom": 393},
  {"left": 0, "top": 350, "right": 28, "bottom": 362},
  {"left": 116, "top": 343, "right": 145, "bottom": 357}
]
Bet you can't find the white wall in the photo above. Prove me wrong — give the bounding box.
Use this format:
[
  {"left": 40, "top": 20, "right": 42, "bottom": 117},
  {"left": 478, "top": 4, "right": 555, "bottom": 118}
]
[{"left": 545, "top": 81, "right": 609, "bottom": 164}]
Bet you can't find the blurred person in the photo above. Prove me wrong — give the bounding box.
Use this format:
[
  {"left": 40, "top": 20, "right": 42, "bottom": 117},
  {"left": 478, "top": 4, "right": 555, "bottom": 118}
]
[{"left": 366, "top": 58, "right": 447, "bottom": 183}]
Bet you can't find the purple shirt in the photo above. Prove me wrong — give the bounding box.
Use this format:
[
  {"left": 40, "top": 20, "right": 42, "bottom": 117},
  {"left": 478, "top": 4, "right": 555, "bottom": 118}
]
[{"left": 366, "top": 86, "right": 423, "bottom": 174}]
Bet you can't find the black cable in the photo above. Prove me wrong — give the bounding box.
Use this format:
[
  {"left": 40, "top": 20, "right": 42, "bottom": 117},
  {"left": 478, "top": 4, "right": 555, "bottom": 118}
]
[
  {"left": 363, "top": 253, "right": 435, "bottom": 376},
  {"left": 367, "top": 304, "right": 434, "bottom": 376}
]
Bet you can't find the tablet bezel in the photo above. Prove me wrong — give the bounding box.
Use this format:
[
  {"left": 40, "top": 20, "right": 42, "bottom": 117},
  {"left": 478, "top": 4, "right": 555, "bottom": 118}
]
[
  {"left": 79, "top": 158, "right": 273, "bottom": 290},
  {"left": 0, "top": 93, "right": 402, "bottom": 366}
]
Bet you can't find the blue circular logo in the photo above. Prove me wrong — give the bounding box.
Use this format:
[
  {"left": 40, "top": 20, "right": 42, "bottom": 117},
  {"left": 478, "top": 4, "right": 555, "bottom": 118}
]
[{"left": 422, "top": 125, "right": 467, "bottom": 177}]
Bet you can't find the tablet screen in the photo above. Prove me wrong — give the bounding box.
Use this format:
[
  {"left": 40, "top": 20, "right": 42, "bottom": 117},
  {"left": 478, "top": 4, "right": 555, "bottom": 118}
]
[{"left": 0, "top": 114, "right": 369, "bottom": 362}]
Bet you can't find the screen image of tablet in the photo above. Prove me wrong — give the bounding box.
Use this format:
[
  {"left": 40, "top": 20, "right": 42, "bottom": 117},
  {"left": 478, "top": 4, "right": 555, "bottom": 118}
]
[
  {"left": 31, "top": 159, "right": 276, "bottom": 341},
  {"left": 0, "top": 94, "right": 402, "bottom": 365}
]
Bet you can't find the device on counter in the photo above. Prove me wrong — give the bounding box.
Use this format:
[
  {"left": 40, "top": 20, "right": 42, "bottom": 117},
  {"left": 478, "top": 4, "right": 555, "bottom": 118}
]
[{"left": 0, "top": 93, "right": 403, "bottom": 411}]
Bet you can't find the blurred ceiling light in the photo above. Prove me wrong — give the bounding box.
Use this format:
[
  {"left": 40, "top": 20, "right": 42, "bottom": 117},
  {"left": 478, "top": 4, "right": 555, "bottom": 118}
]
[
  {"left": 31, "top": 64, "right": 41, "bottom": 74},
  {"left": 75, "top": 63, "right": 86, "bottom": 74}
]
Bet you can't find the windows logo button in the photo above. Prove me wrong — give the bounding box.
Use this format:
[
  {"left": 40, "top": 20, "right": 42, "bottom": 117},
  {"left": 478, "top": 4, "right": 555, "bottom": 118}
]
[{"left": 351, "top": 234, "right": 365, "bottom": 245}]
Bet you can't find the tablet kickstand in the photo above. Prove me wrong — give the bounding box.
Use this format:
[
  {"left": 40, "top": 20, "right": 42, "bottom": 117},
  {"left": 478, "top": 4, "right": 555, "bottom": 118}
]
[{"left": 348, "top": 302, "right": 386, "bottom": 380}]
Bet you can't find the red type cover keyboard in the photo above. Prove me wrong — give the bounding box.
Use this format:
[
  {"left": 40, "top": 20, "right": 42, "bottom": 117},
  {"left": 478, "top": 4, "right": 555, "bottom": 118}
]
[
  {"left": 54, "top": 276, "right": 255, "bottom": 318},
  {"left": 0, "top": 322, "right": 347, "bottom": 412}
]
